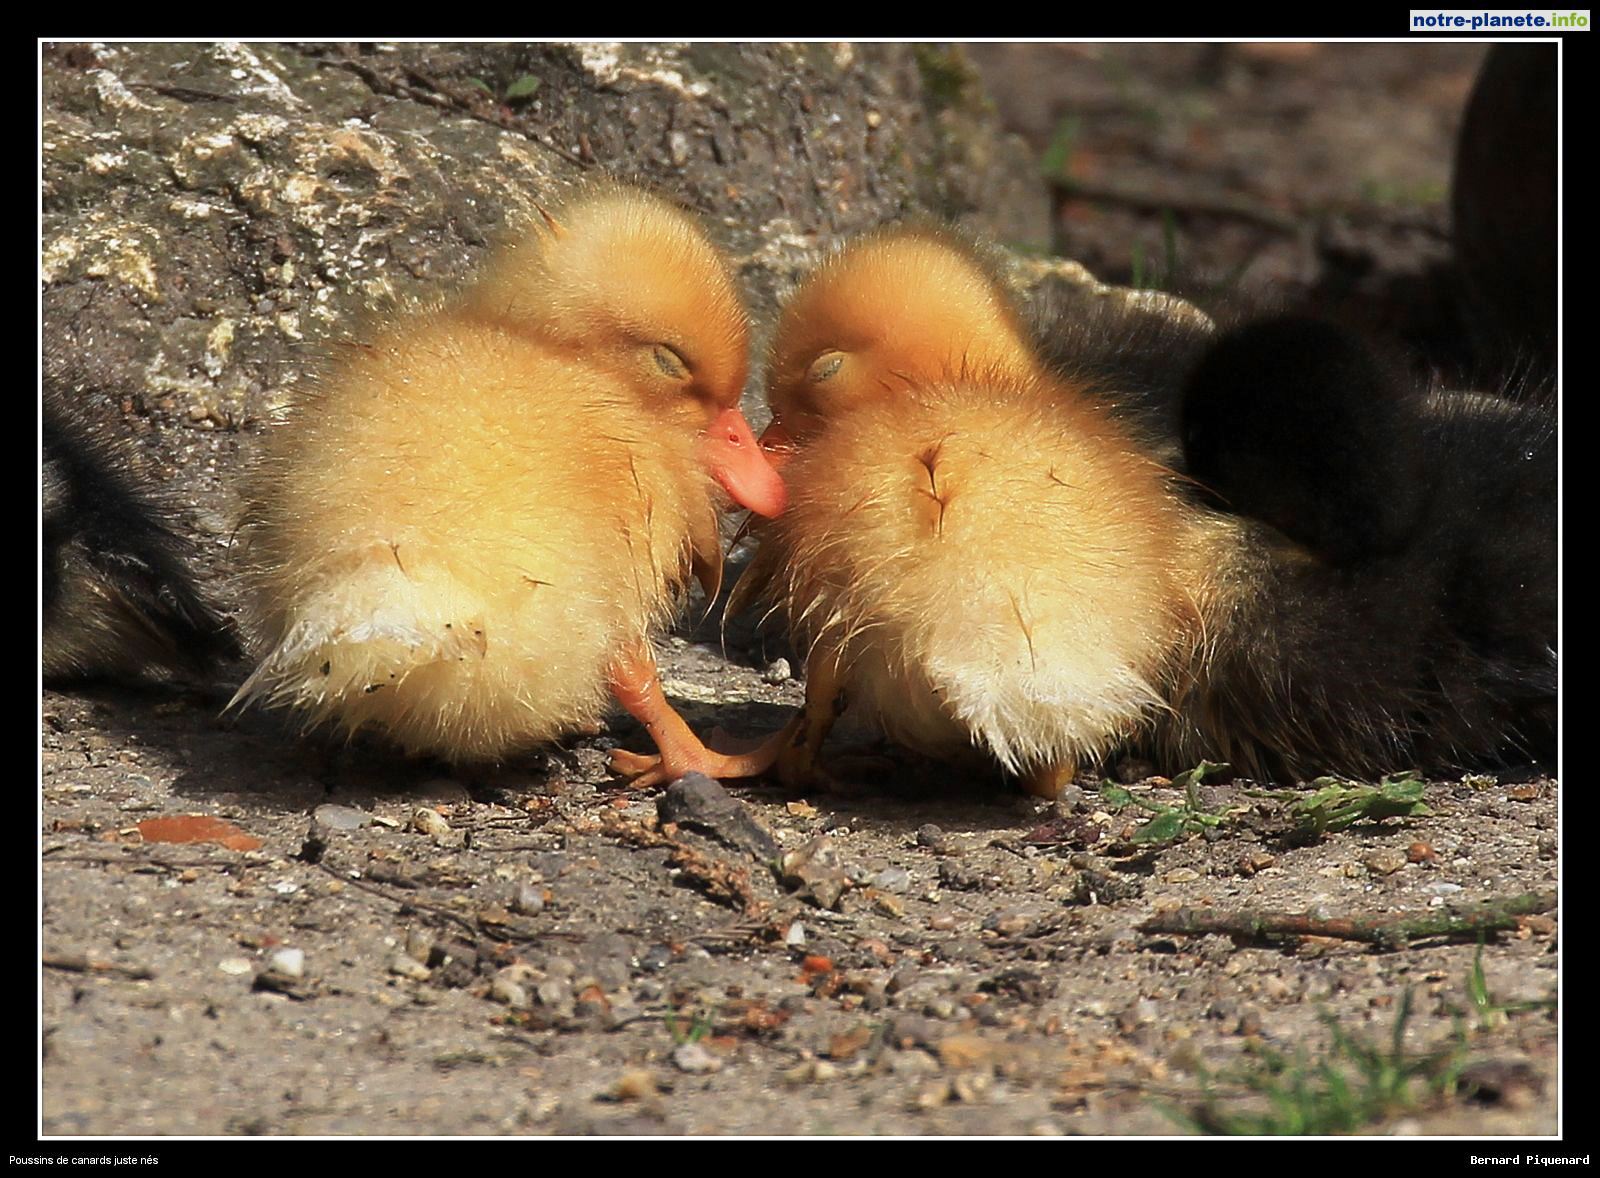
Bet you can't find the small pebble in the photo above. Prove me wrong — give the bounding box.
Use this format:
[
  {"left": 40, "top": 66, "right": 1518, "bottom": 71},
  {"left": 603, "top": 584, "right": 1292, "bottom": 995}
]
[
  {"left": 610, "top": 1070, "right": 659, "bottom": 1101},
  {"left": 218, "top": 957, "right": 253, "bottom": 976},
  {"left": 267, "top": 948, "right": 304, "bottom": 979},
  {"left": 872, "top": 865, "right": 912, "bottom": 893},
  {"left": 982, "top": 911, "right": 1032, "bottom": 936},
  {"left": 536, "top": 977, "right": 573, "bottom": 1010},
  {"left": 410, "top": 807, "right": 451, "bottom": 840},
  {"left": 873, "top": 892, "right": 907, "bottom": 918},
  {"left": 404, "top": 929, "right": 434, "bottom": 964},
  {"left": 1237, "top": 851, "right": 1277, "bottom": 875},
  {"left": 489, "top": 977, "right": 529, "bottom": 1007},
  {"left": 782, "top": 1059, "right": 838, "bottom": 1085},
  {"left": 924, "top": 998, "right": 958, "bottom": 1020},
  {"left": 672, "top": 1042, "right": 723, "bottom": 1074},
  {"left": 1407, "top": 841, "right": 1437, "bottom": 864},
  {"left": 761, "top": 658, "right": 792, "bottom": 684},
  {"left": 640, "top": 944, "right": 674, "bottom": 971},
  {"left": 1053, "top": 785, "right": 1087, "bottom": 813},
  {"left": 951, "top": 1071, "right": 992, "bottom": 1103},
  {"left": 1363, "top": 849, "right": 1408, "bottom": 876},
  {"left": 389, "top": 953, "right": 431, "bottom": 981},
  {"left": 312, "top": 804, "right": 372, "bottom": 831},
  {"left": 512, "top": 883, "right": 546, "bottom": 916},
  {"left": 888, "top": 1048, "right": 939, "bottom": 1077},
  {"left": 784, "top": 921, "right": 807, "bottom": 947},
  {"left": 779, "top": 835, "right": 850, "bottom": 910}
]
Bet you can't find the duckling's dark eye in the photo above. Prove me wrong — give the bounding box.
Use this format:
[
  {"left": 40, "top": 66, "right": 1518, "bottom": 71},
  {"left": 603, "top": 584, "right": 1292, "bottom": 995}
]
[
  {"left": 807, "top": 351, "right": 844, "bottom": 384},
  {"left": 653, "top": 344, "right": 690, "bottom": 380}
]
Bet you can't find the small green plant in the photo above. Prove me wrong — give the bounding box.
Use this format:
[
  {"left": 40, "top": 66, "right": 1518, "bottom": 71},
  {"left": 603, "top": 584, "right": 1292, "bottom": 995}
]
[
  {"left": 1126, "top": 212, "right": 1180, "bottom": 292},
  {"left": 1160, "top": 209, "right": 1179, "bottom": 288},
  {"left": 1100, "top": 760, "right": 1235, "bottom": 845},
  {"left": 1465, "top": 941, "right": 1556, "bottom": 1031},
  {"left": 1177, "top": 988, "right": 1467, "bottom": 1135},
  {"left": 1358, "top": 177, "right": 1447, "bottom": 208},
  {"left": 504, "top": 75, "right": 542, "bottom": 104},
  {"left": 665, "top": 1008, "right": 714, "bottom": 1046},
  {"left": 1288, "top": 772, "right": 1433, "bottom": 840},
  {"left": 1039, "top": 115, "right": 1082, "bottom": 179}
]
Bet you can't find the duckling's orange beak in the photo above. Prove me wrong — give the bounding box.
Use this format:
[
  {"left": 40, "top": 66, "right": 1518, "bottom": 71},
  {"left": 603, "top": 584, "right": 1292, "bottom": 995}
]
[{"left": 701, "top": 408, "right": 788, "bottom": 518}]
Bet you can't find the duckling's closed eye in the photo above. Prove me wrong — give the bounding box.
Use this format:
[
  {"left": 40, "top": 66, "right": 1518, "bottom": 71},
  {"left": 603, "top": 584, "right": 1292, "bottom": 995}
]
[
  {"left": 808, "top": 351, "right": 845, "bottom": 384},
  {"left": 652, "top": 344, "right": 690, "bottom": 381}
]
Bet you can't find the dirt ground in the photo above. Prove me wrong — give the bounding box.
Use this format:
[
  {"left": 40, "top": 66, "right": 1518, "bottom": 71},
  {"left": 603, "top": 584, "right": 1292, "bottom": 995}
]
[{"left": 38, "top": 41, "right": 1562, "bottom": 1142}]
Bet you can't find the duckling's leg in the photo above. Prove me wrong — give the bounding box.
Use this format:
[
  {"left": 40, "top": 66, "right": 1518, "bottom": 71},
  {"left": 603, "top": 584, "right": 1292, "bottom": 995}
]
[
  {"left": 771, "top": 641, "right": 848, "bottom": 787},
  {"left": 1020, "top": 760, "right": 1078, "bottom": 801},
  {"left": 606, "top": 642, "right": 791, "bottom": 788}
]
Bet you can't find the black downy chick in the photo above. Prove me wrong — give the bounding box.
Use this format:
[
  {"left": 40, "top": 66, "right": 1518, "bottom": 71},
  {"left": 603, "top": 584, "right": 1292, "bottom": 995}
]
[
  {"left": 1179, "top": 315, "right": 1427, "bottom": 566},
  {"left": 42, "top": 355, "right": 239, "bottom": 684},
  {"left": 1159, "top": 313, "right": 1556, "bottom": 776},
  {"left": 1037, "top": 298, "right": 1554, "bottom": 780}
]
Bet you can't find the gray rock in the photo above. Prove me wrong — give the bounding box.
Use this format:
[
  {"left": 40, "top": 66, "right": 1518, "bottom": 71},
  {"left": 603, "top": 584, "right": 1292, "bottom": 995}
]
[
  {"left": 312, "top": 804, "right": 373, "bottom": 831},
  {"left": 658, "top": 773, "right": 780, "bottom": 860},
  {"left": 779, "top": 835, "right": 851, "bottom": 910},
  {"left": 872, "top": 865, "right": 912, "bottom": 894}
]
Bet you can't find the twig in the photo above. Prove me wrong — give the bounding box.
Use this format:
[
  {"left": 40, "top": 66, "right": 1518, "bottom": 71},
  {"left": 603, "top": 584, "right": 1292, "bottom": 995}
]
[
  {"left": 42, "top": 849, "right": 233, "bottom": 871},
  {"left": 44, "top": 953, "right": 155, "bottom": 980},
  {"left": 1051, "top": 178, "right": 1450, "bottom": 241},
  {"left": 1139, "top": 892, "right": 1555, "bottom": 950},
  {"left": 1051, "top": 178, "right": 1301, "bottom": 234}
]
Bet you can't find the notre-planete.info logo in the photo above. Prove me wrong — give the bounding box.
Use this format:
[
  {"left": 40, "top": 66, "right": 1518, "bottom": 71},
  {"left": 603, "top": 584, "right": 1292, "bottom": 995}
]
[{"left": 1410, "top": 8, "right": 1588, "bottom": 27}]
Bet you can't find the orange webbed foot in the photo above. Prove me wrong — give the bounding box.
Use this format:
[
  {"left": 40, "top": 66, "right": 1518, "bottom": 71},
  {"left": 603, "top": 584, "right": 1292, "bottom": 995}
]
[
  {"left": 608, "top": 734, "right": 790, "bottom": 789},
  {"left": 607, "top": 747, "right": 675, "bottom": 789},
  {"left": 606, "top": 642, "right": 793, "bottom": 788}
]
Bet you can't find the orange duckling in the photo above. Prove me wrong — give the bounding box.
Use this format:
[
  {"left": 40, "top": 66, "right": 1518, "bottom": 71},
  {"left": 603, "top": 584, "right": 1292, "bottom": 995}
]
[
  {"left": 232, "top": 184, "right": 785, "bottom": 779},
  {"left": 735, "top": 228, "right": 1201, "bottom": 797}
]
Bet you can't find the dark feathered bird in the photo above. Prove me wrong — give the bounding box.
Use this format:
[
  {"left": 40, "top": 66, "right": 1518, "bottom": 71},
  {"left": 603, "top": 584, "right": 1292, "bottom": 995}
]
[
  {"left": 42, "top": 355, "right": 240, "bottom": 684},
  {"left": 1124, "top": 313, "right": 1556, "bottom": 777},
  {"left": 1178, "top": 315, "right": 1427, "bottom": 565}
]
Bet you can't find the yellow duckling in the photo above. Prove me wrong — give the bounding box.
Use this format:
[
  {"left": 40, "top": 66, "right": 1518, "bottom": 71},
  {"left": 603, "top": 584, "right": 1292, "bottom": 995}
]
[
  {"left": 736, "top": 228, "right": 1201, "bottom": 797},
  {"left": 232, "top": 183, "right": 786, "bottom": 778}
]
